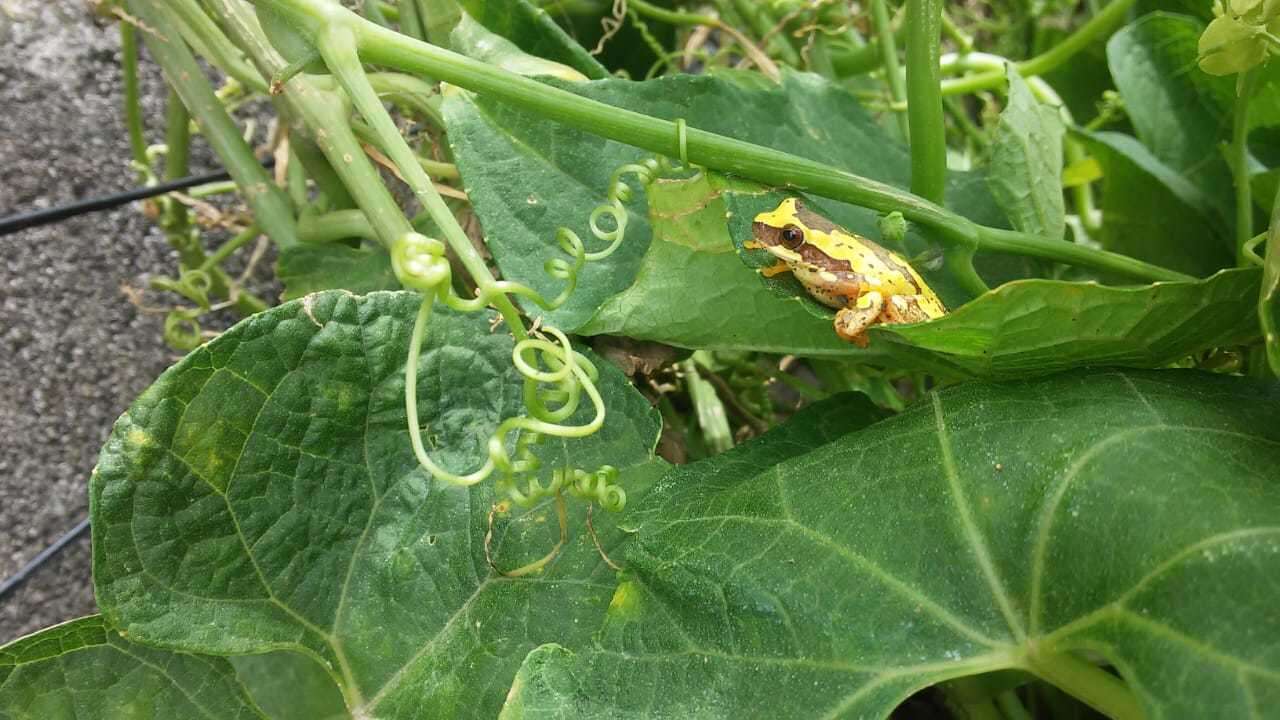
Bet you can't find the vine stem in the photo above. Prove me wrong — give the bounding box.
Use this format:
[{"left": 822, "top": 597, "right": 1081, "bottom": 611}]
[
  {"left": 1232, "top": 69, "right": 1260, "bottom": 265},
  {"left": 317, "top": 23, "right": 528, "bottom": 339},
  {"left": 120, "top": 22, "right": 149, "bottom": 169},
  {"left": 252, "top": 0, "right": 1188, "bottom": 283},
  {"left": 162, "top": 88, "right": 193, "bottom": 232},
  {"left": 125, "top": 0, "right": 299, "bottom": 248},
  {"left": 1025, "top": 649, "right": 1144, "bottom": 720},
  {"left": 905, "top": 0, "right": 946, "bottom": 203},
  {"left": 940, "top": 0, "right": 1139, "bottom": 96},
  {"left": 168, "top": 0, "right": 268, "bottom": 93},
  {"left": 870, "top": 0, "right": 909, "bottom": 138}
]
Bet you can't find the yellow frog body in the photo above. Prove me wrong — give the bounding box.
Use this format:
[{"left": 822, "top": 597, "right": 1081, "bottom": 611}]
[{"left": 749, "top": 198, "right": 947, "bottom": 347}]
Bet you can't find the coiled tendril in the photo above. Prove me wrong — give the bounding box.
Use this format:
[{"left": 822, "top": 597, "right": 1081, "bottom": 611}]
[{"left": 395, "top": 149, "right": 698, "bottom": 512}]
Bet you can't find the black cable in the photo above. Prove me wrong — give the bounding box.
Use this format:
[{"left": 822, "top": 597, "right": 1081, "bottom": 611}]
[
  {"left": 0, "top": 158, "right": 276, "bottom": 237},
  {"left": 0, "top": 517, "right": 91, "bottom": 602}
]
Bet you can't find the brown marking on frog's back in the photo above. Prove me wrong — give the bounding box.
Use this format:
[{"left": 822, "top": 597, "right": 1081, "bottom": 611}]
[
  {"left": 793, "top": 199, "right": 922, "bottom": 293},
  {"left": 869, "top": 245, "right": 922, "bottom": 293},
  {"left": 797, "top": 243, "right": 853, "bottom": 271}
]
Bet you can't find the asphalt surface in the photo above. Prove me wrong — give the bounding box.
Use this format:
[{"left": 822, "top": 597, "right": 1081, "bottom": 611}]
[{"left": 0, "top": 1, "right": 271, "bottom": 642}]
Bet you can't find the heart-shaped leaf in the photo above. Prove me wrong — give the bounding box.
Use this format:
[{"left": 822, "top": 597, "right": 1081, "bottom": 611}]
[
  {"left": 90, "top": 290, "right": 661, "bottom": 718},
  {"left": 500, "top": 369, "right": 1280, "bottom": 719}
]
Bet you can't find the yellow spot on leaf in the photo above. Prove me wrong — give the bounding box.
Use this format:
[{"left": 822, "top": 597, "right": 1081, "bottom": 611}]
[
  {"left": 608, "top": 580, "right": 640, "bottom": 616},
  {"left": 126, "top": 428, "right": 151, "bottom": 449}
]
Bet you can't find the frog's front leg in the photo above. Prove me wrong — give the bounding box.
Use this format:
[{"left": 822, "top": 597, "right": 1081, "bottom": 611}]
[
  {"left": 834, "top": 290, "right": 884, "bottom": 347},
  {"left": 760, "top": 259, "right": 791, "bottom": 278}
]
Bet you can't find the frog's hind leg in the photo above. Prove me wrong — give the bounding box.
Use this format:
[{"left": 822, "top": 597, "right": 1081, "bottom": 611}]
[
  {"left": 882, "top": 295, "right": 933, "bottom": 324},
  {"left": 834, "top": 290, "right": 884, "bottom": 347}
]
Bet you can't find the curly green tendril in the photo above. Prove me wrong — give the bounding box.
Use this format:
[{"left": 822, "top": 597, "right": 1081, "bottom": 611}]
[{"left": 396, "top": 150, "right": 697, "bottom": 512}]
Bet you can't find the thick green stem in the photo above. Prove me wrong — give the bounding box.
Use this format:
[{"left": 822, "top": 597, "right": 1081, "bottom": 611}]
[
  {"left": 120, "top": 22, "right": 149, "bottom": 169},
  {"left": 163, "top": 90, "right": 192, "bottom": 182},
  {"left": 127, "top": 0, "right": 299, "bottom": 248},
  {"left": 169, "top": 0, "right": 269, "bottom": 93},
  {"left": 196, "top": 0, "right": 356, "bottom": 208},
  {"left": 205, "top": 0, "right": 409, "bottom": 245},
  {"left": 299, "top": 209, "right": 379, "bottom": 242},
  {"left": 1233, "top": 70, "right": 1260, "bottom": 265},
  {"left": 996, "top": 690, "right": 1033, "bottom": 720},
  {"left": 1026, "top": 649, "right": 1144, "bottom": 720},
  {"left": 870, "top": 0, "right": 909, "bottom": 138},
  {"left": 317, "top": 24, "right": 527, "bottom": 338},
  {"left": 159, "top": 91, "right": 267, "bottom": 316},
  {"left": 366, "top": 72, "right": 444, "bottom": 127},
  {"left": 249, "top": 0, "right": 1187, "bottom": 283},
  {"left": 979, "top": 226, "right": 1187, "bottom": 281},
  {"left": 905, "top": 0, "right": 946, "bottom": 203},
  {"left": 162, "top": 88, "right": 194, "bottom": 234},
  {"left": 350, "top": 119, "right": 459, "bottom": 179},
  {"left": 941, "top": 0, "right": 1139, "bottom": 96},
  {"left": 945, "top": 246, "right": 991, "bottom": 298}
]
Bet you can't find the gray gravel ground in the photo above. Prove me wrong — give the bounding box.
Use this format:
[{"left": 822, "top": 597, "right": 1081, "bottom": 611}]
[{"left": 0, "top": 0, "right": 266, "bottom": 643}]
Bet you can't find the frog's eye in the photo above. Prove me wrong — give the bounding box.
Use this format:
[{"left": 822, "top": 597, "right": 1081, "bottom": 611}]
[{"left": 781, "top": 225, "right": 805, "bottom": 249}]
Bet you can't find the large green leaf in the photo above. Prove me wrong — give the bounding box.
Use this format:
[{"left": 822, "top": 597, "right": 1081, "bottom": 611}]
[
  {"left": 89, "top": 290, "right": 661, "bottom": 718},
  {"left": 500, "top": 369, "right": 1280, "bottom": 719},
  {"left": 988, "top": 68, "right": 1066, "bottom": 240},
  {"left": 1078, "top": 130, "right": 1233, "bottom": 276},
  {"left": 1107, "top": 13, "right": 1235, "bottom": 222},
  {"left": 0, "top": 616, "right": 265, "bottom": 719},
  {"left": 443, "top": 70, "right": 1017, "bottom": 332},
  {"left": 872, "top": 268, "right": 1262, "bottom": 378}
]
